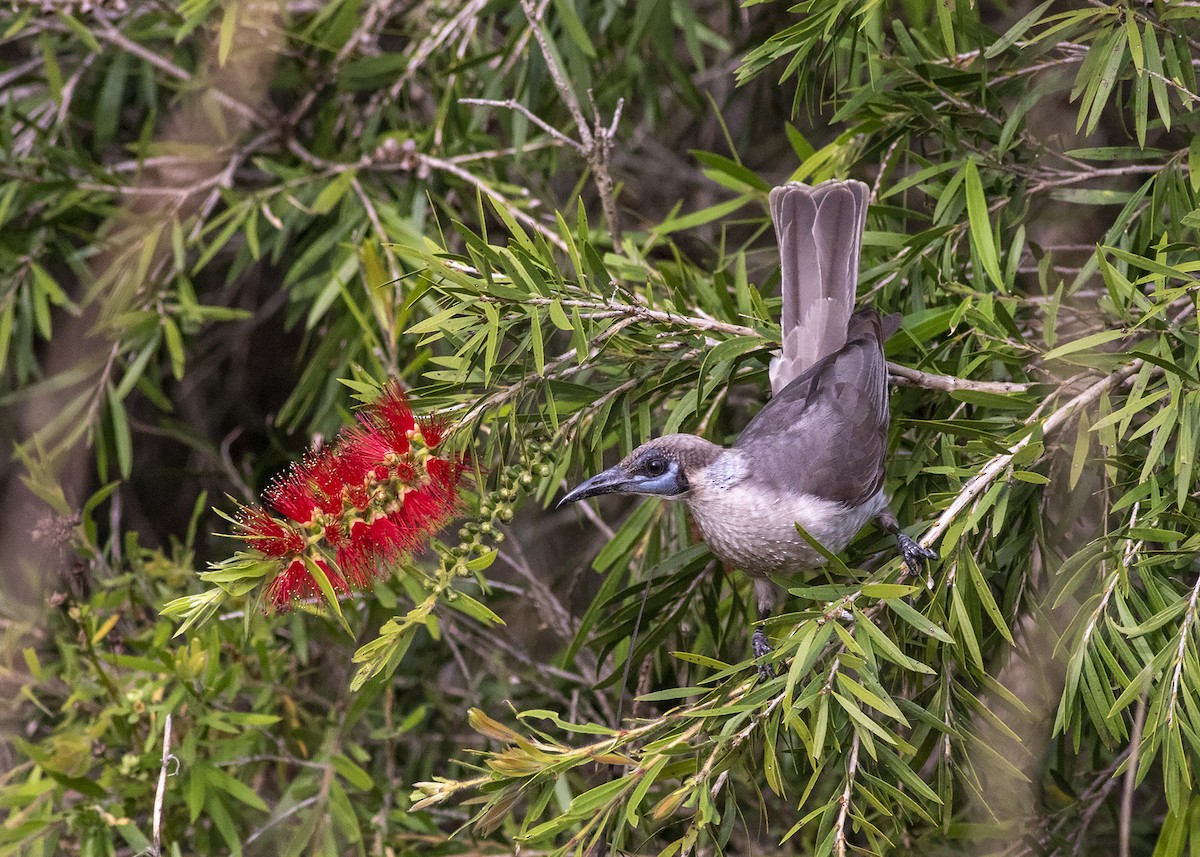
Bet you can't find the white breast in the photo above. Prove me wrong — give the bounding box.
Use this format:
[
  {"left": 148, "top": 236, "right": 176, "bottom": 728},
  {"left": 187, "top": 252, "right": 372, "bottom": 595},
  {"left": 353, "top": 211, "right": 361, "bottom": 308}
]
[{"left": 685, "top": 457, "right": 885, "bottom": 576}]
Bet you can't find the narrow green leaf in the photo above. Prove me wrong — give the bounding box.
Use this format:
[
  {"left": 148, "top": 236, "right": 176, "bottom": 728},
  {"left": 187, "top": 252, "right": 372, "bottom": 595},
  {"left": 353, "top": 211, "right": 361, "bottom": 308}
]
[
  {"left": 108, "top": 387, "right": 132, "bottom": 480},
  {"left": 963, "top": 160, "right": 1005, "bottom": 291},
  {"left": 162, "top": 317, "right": 186, "bottom": 379},
  {"left": 692, "top": 151, "right": 771, "bottom": 193},
  {"left": 217, "top": 2, "right": 238, "bottom": 67},
  {"left": 1144, "top": 26, "right": 1171, "bottom": 131},
  {"left": 303, "top": 554, "right": 353, "bottom": 637},
  {"left": 1084, "top": 27, "right": 1128, "bottom": 135},
  {"left": 311, "top": 169, "right": 356, "bottom": 215},
  {"left": 884, "top": 598, "right": 954, "bottom": 644},
  {"left": 655, "top": 193, "right": 753, "bottom": 235},
  {"left": 447, "top": 590, "right": 505, "bottom": 625},
  {"left": 985, "top": 0, "right": 1053, "bottom": 59},
  {"left": 550, "top": 0, "right": 596, "bottom": 57},
  {"left": 1042, "top": 329, "right": 1126, "bottom": 362}
]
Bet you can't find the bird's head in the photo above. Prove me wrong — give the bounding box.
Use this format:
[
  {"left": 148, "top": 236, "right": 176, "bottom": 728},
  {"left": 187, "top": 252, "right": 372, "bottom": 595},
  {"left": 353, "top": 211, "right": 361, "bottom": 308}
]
[{"left": 557, "top": 435, "right": 722, "bottom": 507}]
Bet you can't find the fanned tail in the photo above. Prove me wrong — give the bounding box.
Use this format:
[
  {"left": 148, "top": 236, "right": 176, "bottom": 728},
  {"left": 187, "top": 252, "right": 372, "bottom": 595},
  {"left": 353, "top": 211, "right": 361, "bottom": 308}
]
[{"left": 767, "top": 180, "right": 869, "bottom": 394}]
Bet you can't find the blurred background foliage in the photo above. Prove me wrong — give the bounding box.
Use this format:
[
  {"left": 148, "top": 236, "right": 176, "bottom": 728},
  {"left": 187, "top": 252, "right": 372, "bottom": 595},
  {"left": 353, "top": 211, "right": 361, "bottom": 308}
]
[{"left": 1, "top": 0, "right": 1199, "bottom": 854}]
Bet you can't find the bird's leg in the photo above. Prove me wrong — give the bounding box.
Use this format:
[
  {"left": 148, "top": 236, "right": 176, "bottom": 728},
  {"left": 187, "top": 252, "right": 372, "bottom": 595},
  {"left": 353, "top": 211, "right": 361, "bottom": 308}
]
[
  {"left": 752, "top": 578, "right": 779, "bottom": 680},
  {"left": 875, "top": 507, "right": 938, "bottom": 580}
]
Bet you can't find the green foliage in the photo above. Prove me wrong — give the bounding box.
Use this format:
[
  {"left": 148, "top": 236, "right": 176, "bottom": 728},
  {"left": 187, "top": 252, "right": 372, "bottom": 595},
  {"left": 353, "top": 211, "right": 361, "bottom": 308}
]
[{"left": 3, "top": 0, "right": 1200, "bottom": 855}]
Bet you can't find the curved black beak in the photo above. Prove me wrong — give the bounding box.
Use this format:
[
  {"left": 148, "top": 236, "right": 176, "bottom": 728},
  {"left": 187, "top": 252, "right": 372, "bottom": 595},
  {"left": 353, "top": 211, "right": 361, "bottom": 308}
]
[{"left": 557, "top": 466, "right": 632, "bottom": 508}]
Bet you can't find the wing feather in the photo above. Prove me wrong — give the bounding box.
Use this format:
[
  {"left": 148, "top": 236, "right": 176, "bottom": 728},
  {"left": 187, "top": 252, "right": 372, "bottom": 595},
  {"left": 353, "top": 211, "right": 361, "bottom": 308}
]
[
  {"left": 736, "top": 310, "right": 889, "bottom": 507},
  {"left": 767, "top": 180, "right": 869, "bottom": 394}
]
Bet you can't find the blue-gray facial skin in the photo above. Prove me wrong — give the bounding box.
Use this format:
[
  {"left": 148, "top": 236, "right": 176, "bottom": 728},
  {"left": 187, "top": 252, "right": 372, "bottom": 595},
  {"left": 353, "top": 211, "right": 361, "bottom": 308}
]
[{"left": 557, "top": 451, "right": 688, "bottom": 506}]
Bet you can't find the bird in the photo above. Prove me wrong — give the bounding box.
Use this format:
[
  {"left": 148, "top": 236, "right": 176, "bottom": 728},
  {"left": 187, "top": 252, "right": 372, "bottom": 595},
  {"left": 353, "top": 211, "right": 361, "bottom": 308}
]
[{"left": 558, "top": 179, "right": 937, "bottom": 671}]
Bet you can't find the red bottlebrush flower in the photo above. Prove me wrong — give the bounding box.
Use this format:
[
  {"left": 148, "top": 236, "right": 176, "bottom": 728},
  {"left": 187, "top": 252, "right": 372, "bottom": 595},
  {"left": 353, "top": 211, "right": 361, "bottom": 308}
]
[
  {"left": 266, "top": 466, "right": 318, "bottom": 524},
  {"left": 341, "top": 418, "right": 396, "bottom": 477},
  {"left": 333, "top": 544, "right": 369, "bottom": 589},
  {"left": 426, "top": 455, "right": 465, "bottom": 491},
  {"left": 237, "top": 507, "right": 305, "bottom": 557},
  {"left": 338, "top": 517, "right": 417, "bottom": 586},
  {"left": 304, "top": 447, "right": 347, "bottom": 516},
  {"left": 324, "top": 520, "right": 348, "bottom": 548},
  {"left": 266, "top": 558, "right": 349, "bottom": 610},
  {"left": 393, "top": 470, "right": 462, "bottom": 537},
  {"left": 392, "top": 460, "right": 416, "bottom": 483},
  {"left": 244, "top": 384, "right": 467, "bottom": 614},
  {"left": 418, "top": 415, "right": 448, "bottom": 448},
  {"left": 369, "top": 384, "right": 415, "bottom": 454},
  {"left": 345, "top": 481, "right": 371, "bottom": 511}
]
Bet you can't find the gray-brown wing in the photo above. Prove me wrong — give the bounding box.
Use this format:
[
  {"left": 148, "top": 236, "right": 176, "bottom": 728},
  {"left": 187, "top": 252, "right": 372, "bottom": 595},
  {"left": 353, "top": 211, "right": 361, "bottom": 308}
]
[
  {"left": 768, "top": 180, "right": 869, "bottom": 394},
  {"left": 735, "top": 310, "right": 889, "bottom": 507}
]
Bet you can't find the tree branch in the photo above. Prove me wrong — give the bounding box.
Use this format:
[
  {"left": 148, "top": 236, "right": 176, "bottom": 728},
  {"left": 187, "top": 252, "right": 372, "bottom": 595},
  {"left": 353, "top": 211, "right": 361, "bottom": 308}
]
[
  {"left": 921, "top": 362, "right": 1142, "bottom": 549},
  {"left": 834, "top": 732, "right": 861, "bottom": 857}
]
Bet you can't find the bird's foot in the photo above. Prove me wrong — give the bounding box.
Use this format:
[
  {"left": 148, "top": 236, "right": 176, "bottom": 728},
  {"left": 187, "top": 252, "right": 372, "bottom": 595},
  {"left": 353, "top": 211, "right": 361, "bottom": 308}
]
[
  {"left": 897, "top": 533, "right": 938, "bottom": 580},
  {"left": 752, "top": 628, "right": 777, "bottom": 680}
]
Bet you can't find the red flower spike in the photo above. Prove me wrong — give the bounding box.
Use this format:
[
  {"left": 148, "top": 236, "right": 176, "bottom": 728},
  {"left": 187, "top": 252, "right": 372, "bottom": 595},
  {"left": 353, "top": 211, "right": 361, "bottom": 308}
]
[
  {"left": 267, "top": 466, "right": 318, "bottom": 524},
  {"left": 267, "top": 558, "right": 349, "bottom": 610},
  {"left": 338, "top": 518, "right": 409, "bottom": 586},
  {"left": 382, "top": 510, "right": 426, "bottom": 555},
  {"left": 303, "top": 448, "right": 346, "bottom": 515},
  {"left": 426, "top": 455, "right": 465, "bottom": 491},
  {"left": 237, "top": 507, "right": 305, "bottom": 557},
  {"left": 392, "top": 468, "right": 461, "bottom": 538},
  {"left": 341, "top": 418, "right": 396, "bottom": 476},
  {"left": 334, "top": 541, "right": 374, "bottom": 589},
  {"left": 345, "top": 482, "right": 371, "bottom": 511},
  {"left": 324, "top": 520, "right": 348, "bottom": 548},
  {"left": 369, "top": 385, "right": 415, "bottom": 454},
  {"left": 392, "top": 460, "right": 416, "bottom": 483},
  {"left": 418, "top": 415, "right": 448, "bottom": 449},
  {"left": 368, "top": 516, "right": 409, "bottom": 557},
  {"left": 249, "top": 384, "right": 467, "bottom": 612}
]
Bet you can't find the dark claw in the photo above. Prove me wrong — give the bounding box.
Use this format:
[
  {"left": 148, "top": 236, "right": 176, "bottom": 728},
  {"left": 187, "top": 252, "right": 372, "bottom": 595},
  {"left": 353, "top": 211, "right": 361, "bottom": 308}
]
[
  {"left": 897, "top": 533, "right": 938, "bottom": 577},
  {"left": 752, "top": 627, "right": 778, "bottom": 680}
]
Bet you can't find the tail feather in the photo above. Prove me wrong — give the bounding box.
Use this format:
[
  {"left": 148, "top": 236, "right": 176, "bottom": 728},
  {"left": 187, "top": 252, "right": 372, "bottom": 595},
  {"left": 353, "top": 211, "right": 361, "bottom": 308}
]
[{"left": 767, "top": 180, "right": 869, "bottom": 394}]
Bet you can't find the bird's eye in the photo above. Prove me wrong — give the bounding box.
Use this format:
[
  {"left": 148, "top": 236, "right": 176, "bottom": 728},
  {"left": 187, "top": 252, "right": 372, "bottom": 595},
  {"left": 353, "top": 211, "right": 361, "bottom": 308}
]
[{"left": 643, "top": 457, "right": 667, "bottom": 477}]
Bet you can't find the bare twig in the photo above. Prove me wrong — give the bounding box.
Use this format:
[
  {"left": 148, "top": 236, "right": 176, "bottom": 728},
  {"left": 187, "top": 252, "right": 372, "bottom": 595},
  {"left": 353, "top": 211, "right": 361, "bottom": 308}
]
[
  {"left": 834, "top": 732, "right": 861, "bottom": 857},
  {"left": 89, "top": 9, "right": 267, "bottom": 127},
  {"left": 389, "top": 0, "right": 490, "bottom": 96},
  {"left": 150, "top": 713, "right": 175, "bottom": 857},
  {"left": 421, "top": 153, "right": 569, "bottom": 251},
  {"left": 519, "top": 0, "right": 591, "bottom": 147},
  {"left": 922, "top": 363, "right": 1141, "bottom": 549},
  {"left": 887, "top": 362, "right": 1029, "bottom": 394},
  {"left": 515, "top": 0, "right": 624, "bottom": 244},
  {"left": 459, "top": 98, "right": 582, "bottom": 151},
  {"left": 244, "top": 795, "right": 320, "bottom": 846},
  {"left": 1118, "top": 695, "right": 1148, "bottom": 857}
]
